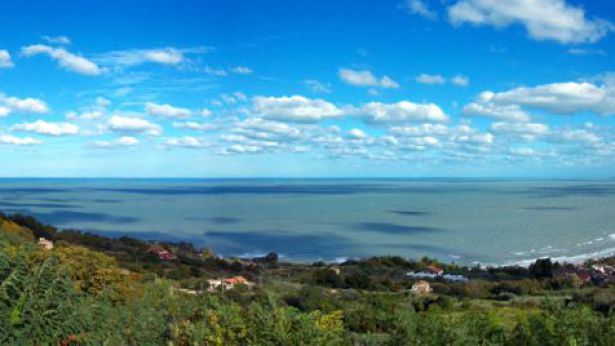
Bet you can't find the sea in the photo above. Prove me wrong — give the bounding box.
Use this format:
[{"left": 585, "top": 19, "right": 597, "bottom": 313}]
[{"left": 1, "top": 178, "right": 614, "bottom": 266}]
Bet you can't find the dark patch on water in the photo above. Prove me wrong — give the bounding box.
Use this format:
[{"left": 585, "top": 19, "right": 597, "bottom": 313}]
[
  {"left": 0, "top": 187, "right": 74, "bottom": 194},
  {"left": 390, "top": 210, "right": 431, "bottom": 216},
  {"left": 527, "top": 184, "right": 615, "bottom": 198},
  {"left": 184, "top": 216, "right": 241, "bottom": 224},
  {"left": 0, "top": 201, "right": 79, "bottom": 209},
  {"left": 35, "top": 210, "right": 140, "bottom": 225},
  {"left": 207, "top": 217, "right": 240, "bottom": 224},
  {"left": 91, "top": 199, "right": 123, "bottom": 204},
  {"left": 355, "top": 222, "right": 442, "bottom": 235},
  {"left": 86, "top": 229, "right": 205, "bottom": 245},
  {"left": 522, "top": 206, "right": 578, "bottom": 211},
  {"left": 86, "top": 183, "right": 494, "bottom": 196},
  {"left": 91, "top": 185, "right": 387, "bottom": 196}
]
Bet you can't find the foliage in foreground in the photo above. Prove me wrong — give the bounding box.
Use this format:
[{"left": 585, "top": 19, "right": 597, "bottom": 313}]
[{"left": 1, "top": 215, "right": 615, "bottom": 345}]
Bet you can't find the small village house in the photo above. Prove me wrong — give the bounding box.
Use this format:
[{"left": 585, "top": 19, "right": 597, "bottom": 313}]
[
  {"left": 577, "top": 271, "right": 592, "bottom": 284},
  {"left": 329, "top": 266, "right": 341, "bottom": 275},
  {"left": 38, "top": 237, "right": 53, "bottom": 250},
  {"left": 425, "top": 265, "right": 444, "bottom": 276},
  {"left": 148, "top": 245, "right": 177, "bottom": 261},
  {"left": 208, "top": 275, "right": 255, "bottom": 291},
  {"left": 411, "top": 280, "right": 433, "bottom": 295}
]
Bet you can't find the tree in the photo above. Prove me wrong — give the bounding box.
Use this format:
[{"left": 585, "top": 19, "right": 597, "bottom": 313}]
[{"left": 529, "top": 258, "right": 554, "bottom": 279}]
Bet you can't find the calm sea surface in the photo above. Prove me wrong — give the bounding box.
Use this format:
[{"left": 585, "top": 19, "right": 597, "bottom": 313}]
[{"left": 1, "top": 178, "right": 614, "bottom": 265}]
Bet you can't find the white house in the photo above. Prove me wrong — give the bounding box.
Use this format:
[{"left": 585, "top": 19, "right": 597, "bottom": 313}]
[
  {"left": 410, "top": 280, "right": 432, "bottom": 295},
  {"left": 38, "top": 237, "right": 53, "bottom": 250}
]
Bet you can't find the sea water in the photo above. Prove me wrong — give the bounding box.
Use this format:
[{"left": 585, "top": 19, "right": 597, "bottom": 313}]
[{"left": 1, "top": 178, "right": 614, "bottom": 266}]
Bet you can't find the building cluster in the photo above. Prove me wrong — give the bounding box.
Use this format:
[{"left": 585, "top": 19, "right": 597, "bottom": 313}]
[
  {"left": 207, "top": 276, "right": 255, "bottom": 292},
  {"left": 556, "top": 264, "right": 615, "bottom": 285},
  {"left": 148, "top": 245, "right": 177, "bottom": 261},
  {"left": 406, "top": 265, "right": 468, "bottom": 282}
]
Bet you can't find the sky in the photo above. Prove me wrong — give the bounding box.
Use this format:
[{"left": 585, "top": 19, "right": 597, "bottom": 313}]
[{"left": 0, "top": 0, "right": 614, "bottom": 178}]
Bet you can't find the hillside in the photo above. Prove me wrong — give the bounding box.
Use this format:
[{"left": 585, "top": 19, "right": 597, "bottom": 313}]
[{"left": 1, "top": 212, "right": 614, "bottom": 345}]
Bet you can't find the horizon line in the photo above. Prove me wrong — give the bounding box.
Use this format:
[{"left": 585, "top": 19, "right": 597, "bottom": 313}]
[{"left": 0, "top": 176, "right": 612, "bottom": 180}]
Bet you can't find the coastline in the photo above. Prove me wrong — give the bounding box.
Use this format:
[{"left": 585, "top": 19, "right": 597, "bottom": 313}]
[{"left": 2, "top": 178, "right": 614, "bottom": 266}]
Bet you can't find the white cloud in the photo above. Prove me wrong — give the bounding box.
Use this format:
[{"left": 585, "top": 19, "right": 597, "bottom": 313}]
[
  {"left": 204, "top": 66, "right": 228, "bottom": 76},
  {"left": 230, "top": 66, "right": 253, "bottom": 74},
  {"left": 108, "top": 115, "right": 162, "bottom": 136},
  {"left": 347, "top": 128, "right": 368, "bottom": 140},
  {"left": 359, "top": 101, "right": 449, "bottom": 124},
  {"left": 304, "top": 80, "right": 332, "bottom": 94},
  {"left": 143, "top": 49, "right": 183, "bottom": 64},
  {"left": 66, "top": 97, "right": 110, "bottom": 120},
  {"left": 21, "top": 44, "right": 102, "bottom": 76},
  {"left": 452, "top": 130, "right": 494, "bottom": 145},
  {"left": 406, "top": 0, "right": 437, "bottom": 20},
  {"left": 416, "top": 73, "right": 446, "bottom": 85},
  {"left": 451, "top": 74, "right": 470, "bottom": 87},
  {"left": 0, "top": 135, "right": 42, "bottom": 146},
  {"left": 11, "top": 120, "right": 79, "bottom": 136},
  {"left": 490, "top": 121, "right": 550, "bottom": 139},
  {"left": 550, "top": 128, "right": 600, "bottom": 143},
  {"left": 146, "top": 102, "right": 191, "bottom": 118},
  {"left": 509, "top": 147, "right": 541, "bottom": 157},
  {"left": 1, "top": 96, "right": 50, "bottom": 114},
  {"left": 95, "top": 48, "right": 185, "bottom": 67},
  {"left": 338, "top": 68, "right": 399, "bottom": 89},
  {"left": 252, "top": 95, "right": 344, "bottom": 122},
  {"left": 201, "top": 108, "right": 212, "bottom": 117},
  {"left": 0, "top": 107, "right": 9, "bottom": 117},
  {"left": 235, "top": 118, "right": 303, "bottom": 140},
  {"left": 447, "top": 0, "right": 613, "bottom": 44},
  {"left": 42, "top": 35, "right": 71, "bottom": 45},
  {"left": 219, "top": 92, "right": 248, "bottom": 105},
  {"left": 411, "top": 136, "right": 441, "bottom": 147},
  {"left": 92, "top": 136, "right": 139, "bottom": 148},
  {"left": 380, "top": 76, "right": 400, "bottom": 89},
  {"left": 415, "top": 73, "right": 469, "bottom": 86},
  {"left": 164, "top": 136, "right": 209, "bottom": 148},
  {"left": 0, "top": 50, "right": 14, "bottom": 68},
  {"left": 67, "top": 110, "right": 104, "bottom": 120},
  {"left": 221, "top": 144, "right": 263, "bottom": 154},
  {"left": 463, "top": 102, "right": 530, "bottom": 122},
  {"left": 172, "top": 121, "right": 217, "bottom": 131},
  {"left": 96, "top": 97, "right": 111, "bottom": 107},
  {"left": 478, "top": 82, "right": 615, "bottom": 115},
  {"left": 389, "top": 123, "right": 450, "bottom": 136},
  {"left": 566, "top": 48, "right": 606, "bottom": 56}
]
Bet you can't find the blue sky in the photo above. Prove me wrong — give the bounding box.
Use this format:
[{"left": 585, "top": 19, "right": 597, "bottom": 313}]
[{"left": 0, "top": 0, "right": 614, "bottom": 177}]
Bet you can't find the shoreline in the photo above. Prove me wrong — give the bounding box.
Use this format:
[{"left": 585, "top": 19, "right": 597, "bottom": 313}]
[
  {"left": 3, "top": 210, "right": 615, "bottom": 269},
  {"left": 63, "top": 232, "right": 615, "bottom": 269}
]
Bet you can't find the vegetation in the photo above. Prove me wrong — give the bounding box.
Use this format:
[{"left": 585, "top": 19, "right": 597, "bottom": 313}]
[{"left": 1, "top": 212, "right": 615, "bottom": 345}]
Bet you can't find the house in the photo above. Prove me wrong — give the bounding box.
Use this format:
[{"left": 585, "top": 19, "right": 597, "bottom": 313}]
[
  {"left": 223, "top": 275, "right": 255, "bottom": 289},
  {"left": 207, "top": 279, "right": 224, "bottom": 291},
  {"left": 207, "top": 276, "right": 255, "bottom": 291},
  {"left": 425, "top": 265, "right": 444, "bottom": 276},
  {"left": 329, "top": 266, "right": 341, "bottom": 276},
  {"left": 577, "top": 271, "right": 592, "bottom": 283},
  {"left": 38, "top": 237, "right": 53, "bottom": 250},
  {"left": 148, "top": 245, "right": 177, "bottom": 261},
  {"left": 593, "top": 265, "right": 606, "bottom": 274},
  {"left": 223, "top": 275, "right": 248, "bottom": 285},
  {"left": 411, "top": 280, "right": 433, "bottom": 295}
]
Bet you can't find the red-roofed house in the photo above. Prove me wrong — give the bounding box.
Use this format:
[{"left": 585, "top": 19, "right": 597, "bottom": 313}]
[
  {"left": 425, "top": 265, "right": 444, "bottom": 276},
  {"left": 148, "top": 245, "right": 177, "bottom": 261}
]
